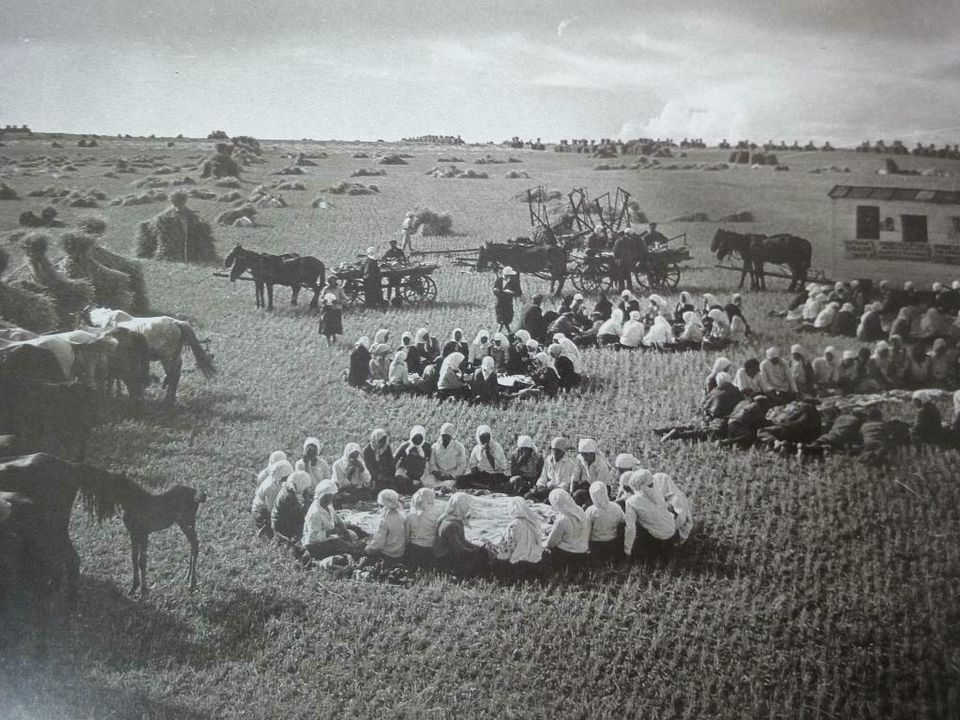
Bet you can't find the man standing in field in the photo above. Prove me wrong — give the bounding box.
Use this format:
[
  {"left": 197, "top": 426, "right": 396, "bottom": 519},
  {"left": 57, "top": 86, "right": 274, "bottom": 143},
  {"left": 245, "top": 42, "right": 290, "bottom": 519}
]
[
  {"left": 382, "top": 239, "right": 407, "bottom": 303},
  {"left": 400, "top": 212, "right": 418, "bottom": 255}
]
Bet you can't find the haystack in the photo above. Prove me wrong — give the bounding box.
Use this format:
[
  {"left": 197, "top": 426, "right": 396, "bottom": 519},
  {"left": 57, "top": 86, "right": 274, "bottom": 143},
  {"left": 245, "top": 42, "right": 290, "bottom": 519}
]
[
  {"left": 513, "top": 187, "right": 562, "bottom": 203},
  {"left": 718, "top": 210, "right": 754, "bottom": 223},
  {"left": 326, "top": 182, "right": 379, "bottom": 195},
  {"left": 59, "top": 233, "right": 135, "bottom": 311},
  {"left": 271, "top": 166, "right": 305, "bottom": 176},
  {"left": 199, "top": 144, "right": 241, "bottom": 179},
  {"left": 0, "top": 182, "right": 18, "bottom": 200},
  {"left": 136, "top": 192, "right": 218, "bottom": 263},
  {"left": 351, "top": 168, "right": 386, "bottom": 177},
  {"left": 413, "top": 208, "right": 454, "bottom": 236},
  {"left": 670, "top": 212, "right": 710, "bottom": 222},
  {"left": 85, "top": 242, "right": 148, "bottom": 314},
  {"left": 270, "top": 180, "right": 306, "bottom": 191},
  {"left": 78, "top": 217, "right": 107, "bottom": 235},
  {"left": 504, "top": 170, "right": 529, "bottom": 179},
  {"left": 376, "top": 154, "right": 407, "bottom": 165},
  {"left": 217, "top": 191, "right": 242, "bottom": 202},
  {"left": 111, "top": 190, "right": 168, "bottom": 206},
  {"left": 216, "top": 204, "right": 257, "bottom": 225},
  {"left": 0, "top": 248, "right": 59, "bottom": 332},
  {"left": 16, "top": 233, "right": 94, "bottom": 323},
  {"left": 19, "top": 207, "right": 62, "bottom": 228},
  {"left": 214, "top": 177, "right": 242, "bottom": 188}
]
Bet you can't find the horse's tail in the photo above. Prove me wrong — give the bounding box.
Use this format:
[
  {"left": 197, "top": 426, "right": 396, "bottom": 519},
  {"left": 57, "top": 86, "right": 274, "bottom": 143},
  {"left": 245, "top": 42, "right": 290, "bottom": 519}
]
[
  {"left": 799, "top": 237, "right": 813, "bottom": 269},
  {"left": 77, "top": 465, "right": 133, "bottom": 523},
  {"left": 176, "top": 321, "right": 216, "bottom": 378},
  {"left": 314, "top": 259, "right": 326, "bottom": 290}
]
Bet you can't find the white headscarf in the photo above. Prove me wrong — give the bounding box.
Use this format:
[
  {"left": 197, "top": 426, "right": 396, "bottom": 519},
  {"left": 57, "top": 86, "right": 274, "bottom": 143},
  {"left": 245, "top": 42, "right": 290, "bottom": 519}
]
[
  {"left": 270, "top": 460, "right": 295, "bottom": 484},
  {"left": 377, "top": 488, "right": 402, "bottom": 511},
  {"left": 599, "top": 308, "right": 624, "bottom": 336},
  {"left": 709, "top": 357, "right": 732, "bottom": 379},
  {"left": 439, "top": 351, "right": 465, "bottom": 376},
  {"left": 504, "top": 497, "right": 543, "bottom": 564},
  {"left": 356, "top": 336, "right": 371, "bottom": 350},
  {"left": 437, "top": 492, "right": 472, "bottom": 527},
  {"left": 480, "top": 355, "right": 496, "bottom": 379},
  {"left": 406, "top": 425, "right": 427, "bottom": 456},
  {"left": 548, "top": 487, "right": 586, "bottom": 523},
  {"left": 388, "top": 350, "right": 409, "bottom": 383},
  {"left": 707, "top": 308, "right": 729, "bottom": 329},
  {"left": 703, "top": 293, "right": 721, "bottom": 308},
  {"left": 410, "top": 487, "right": 436, "bottom": 516},
  {"left": 514, "top": 329, "right": 531, "bottom": 344},
  {"left": 643, "top": 316, "right": 673, "bottom": 346},
  {"left": 953, "top": 389, "right": 960, "bottom": 414},
  {"left": 472, "top": 329, "right": 491, "bottom": 347},
  {"left": 683, "top": 311, "right": 703, "bottom": 328},
  {"left": 552, "top": 333, "right": 583, "bottom": 373}
]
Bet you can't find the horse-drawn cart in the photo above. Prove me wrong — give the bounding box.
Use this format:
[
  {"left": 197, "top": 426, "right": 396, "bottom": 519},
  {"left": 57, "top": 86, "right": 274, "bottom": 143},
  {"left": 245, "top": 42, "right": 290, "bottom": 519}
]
[
  {"left": 571, "top": 234, "right": 690, "bottom": 294},
  {"left": 335, "top": 261, "right": 439, "bottom": 306}
]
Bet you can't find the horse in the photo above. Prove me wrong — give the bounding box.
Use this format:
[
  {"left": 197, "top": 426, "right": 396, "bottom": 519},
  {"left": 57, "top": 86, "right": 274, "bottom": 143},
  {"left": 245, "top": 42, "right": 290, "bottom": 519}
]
[
  {"left": 711, "top": 228, "right": 812, "bottom": 291},
  {"left": 84, "top": 308, "right": 215, "bottom": 404},
  {"left": 476, "top": 242, "right": 569, "bottom": 296},
  {"left": 0, "top": 328, "right": 119, "bottom": 387},
  {"left": 224, "top": 244, "right": 326, "bottom": 310},
  {"left": 0, "top": 379, "right": 97, "bottom": 461}
]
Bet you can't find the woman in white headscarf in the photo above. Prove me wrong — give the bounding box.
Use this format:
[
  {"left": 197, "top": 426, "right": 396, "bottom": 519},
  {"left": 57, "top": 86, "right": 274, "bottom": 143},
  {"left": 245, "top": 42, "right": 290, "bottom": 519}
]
[
  {"left": 706, "top": 357, "right": 733, "bottom": 393},
  {"left": 469, "top": 329, "right": 492, "bottom": 365},
  {"left": 545, "top": 488, "right": 590, "bottom": 568},
  {"left": 365, "top": 489, "right": 407, "bottom": 562},
  {"left": 349, "top": 336, "right": 372, "bottom": 387},
  {"left": 428, "top": 423, "right": 467, "bottom": 485},
  {"left": 394, "top": 424, "right": 433, "bottom": 493},
  {"left": 388, "top": 349, "right": 411, "bottom": 387},
  {"left": 252, "top": 459, "right": 294, "bottom": 537},
  {"left": 585, "top": 480, "right": 624, "bottom": 560},
  {"left": 812, "top": 301, "right": 839, "bottom": 333},
  {"left": 363, "top": 428, "right": 394, "bottom": 491},
  {"left": 801, "top": 292, "right": 827, "bottom": 324},
  {"left": 619, "top": 310, "right": 645, "bottom": 349},
  {"left": 675, "top": 291, "right": 695, "bottom": 319},
  {"left": 623, "top": 474, "right": 679, "bottom": 558},
  {"left": 652, "top": 472, "right": 693, "bottom": 544},
  {"left": 463, "top": 424, "right": 509, "bottom": 489},
  {"left": 405, "top": 487, "right": 439, "bottom": 566},
  {"left": 597, "top": 308, "right": 624, "bottom": 346},
  {"left": 255, "top": 450, "right": 287, "bottom": 486},
  {"left": 487, "top": 497, "right": 544, "bottom": 577},
  {"left": 490, "top": 332, "right": 508, "bottom": 369},
  {"left": 642, "top": 316, "right": 674, "bottom": 349},
  {"left": 368, "top": 329, "right": 392, "bottom": 381},
  {"left": 702, "top": 293, "right": 722, "bottom": 313},
  {"left": 811, "top": 346, "right": 840, "bottom": 392},
  {"left": 680, "top": 311, "right": 704, "bottom": 344},
  {"left": 330, "top": 443, "right": 372, "bottom": 501},
  {"left": 728, "top": 314, "right": 748, "bottom": 345},
  {"left": 272, "top": 469, "right": 313, "bottom": 540},
  {"left": 437, "top": 351, "right": 469, "bottom": 400},
  {"left": 442, "top": 328, "right": 468, "bottom": 359},
  {"left": 552, "top": 332, "right": 583, "bottom": 374},
  {"left": 471, "top": 355, "right": 500, "bottom": 405},
  {"left": 706, "top": 308, "right": 730, "bottom": 343},
  {"left": 434, "top": 492, "right": 485, "bottom": 575},
  {"left": 301, "top": 479, "right": 361, "bottom": 562},
  {"left": 295, "top": 437, "right": 330, "bottom": 490}
]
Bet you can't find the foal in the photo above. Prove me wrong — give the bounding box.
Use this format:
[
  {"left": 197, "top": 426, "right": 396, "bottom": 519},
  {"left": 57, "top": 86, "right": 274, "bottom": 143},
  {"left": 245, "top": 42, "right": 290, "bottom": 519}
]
[{"left": 123, "top": 484, "right": 207, "bottom": 597}]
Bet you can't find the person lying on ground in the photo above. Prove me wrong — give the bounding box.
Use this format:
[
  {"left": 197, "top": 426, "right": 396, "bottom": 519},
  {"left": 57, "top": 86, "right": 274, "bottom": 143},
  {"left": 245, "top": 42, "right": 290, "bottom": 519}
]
[
  {"left": 585, "top": 481, "right": 624, "bottom": 561},
  {"left": 252, "top": 459, "right": 293, "bottom": 538},
  {"left": 505, "top": 435, "right": 543, "bottom": 496},
  {"left": 545, "top": 488, "right": 590, "bottom": 569},
  {"left": 434, "top": 492, "right": 486, "bottom": 575},
  {"left": 756, "top": 397, "right": 822, "bottom": 452},
  {"left": 797, "top": 409, "right": 865, "bottom": 457},
  {"left": 330, "top": 443, "right": 372, "bottom": 502},
  {"left": 365, "top": 489, "right": 407, "bottom": 563},
  {"left": 719, "top": 394, "right": 772, "bottom": 448}
]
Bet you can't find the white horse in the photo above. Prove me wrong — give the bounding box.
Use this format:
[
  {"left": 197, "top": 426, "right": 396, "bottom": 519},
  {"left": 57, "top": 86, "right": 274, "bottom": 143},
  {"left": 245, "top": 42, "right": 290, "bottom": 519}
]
[
  {"left": 0, "top": 328, "right": 118, "bottom": 388},
  {"left": 85, "top": 308, "right": 215, "bottom": 403}
]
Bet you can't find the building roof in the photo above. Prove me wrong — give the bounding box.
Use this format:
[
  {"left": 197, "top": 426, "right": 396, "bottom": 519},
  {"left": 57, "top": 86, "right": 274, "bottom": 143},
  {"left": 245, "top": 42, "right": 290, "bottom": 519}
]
[{"left": 828, "top": 185, "right": 960, "bottom": 204}]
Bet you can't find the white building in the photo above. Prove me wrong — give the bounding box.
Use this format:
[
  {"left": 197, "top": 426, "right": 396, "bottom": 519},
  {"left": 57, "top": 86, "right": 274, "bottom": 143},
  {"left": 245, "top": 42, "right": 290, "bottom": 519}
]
[{"left": 828, "top": 184, "right": 960, "bottom": 283}]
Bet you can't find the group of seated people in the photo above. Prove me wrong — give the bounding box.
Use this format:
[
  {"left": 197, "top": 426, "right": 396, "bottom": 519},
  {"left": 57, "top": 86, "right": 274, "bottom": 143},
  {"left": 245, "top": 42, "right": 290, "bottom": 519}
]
[
  {"left": 347, "top": 325, "right": 584, "bottom": 401},
  {"left": 250, "top": 432, "right": 695, "bottom": 576},
  {"left": 519, "top": 290, "right": 752, "bottom": 351}
]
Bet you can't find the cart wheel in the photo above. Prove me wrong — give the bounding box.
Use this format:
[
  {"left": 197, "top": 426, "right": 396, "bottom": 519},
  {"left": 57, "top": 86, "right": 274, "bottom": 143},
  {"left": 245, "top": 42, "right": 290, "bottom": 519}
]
[
  {"left": 575, "top": 266, "right": 612, "bottom": 296},
  {"left": 342, "top": 279, "right": 363, "bottom": 306},
  {"left": 400, "top": 274, "right": 437, "bottom": 304},
  {"left": 632, "top": 266, "right": 650, "bottom": 291},
  {"left": 648, "top": 264, "right": 681, "bottom": 291}
]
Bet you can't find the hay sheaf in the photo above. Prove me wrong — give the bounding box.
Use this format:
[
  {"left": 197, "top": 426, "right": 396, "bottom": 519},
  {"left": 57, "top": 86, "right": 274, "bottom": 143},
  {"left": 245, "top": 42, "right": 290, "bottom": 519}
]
[
  {"left": 425, "top": 166, "right": 488, "bottom": 179},
  {"left": 217, "top": 191, "right": 242, "bottom": 202},
  {"left": 213, "top": 177, "right": 242, "bottom": 189},
  {"left": 270, "top": 180, "right": 306, "bottom": 191},
  {"left": 58, "top": 233, "right": 135, "bottom": 311},
  {"left": 326, "top": 182, "right": 379, "bottom": 195},
  {"left": 110, "top": 190, "right": 168, "bottom": 207},
  {"left": 351, "top": 168, "right": 387, "bottom": 177},
  {"left": 136, "top": 196, "right": 218, "bottom": 263},
  {"left": 216, "top": 205, "right": 257, "bottom": 226},
  {"left": 0, "top": 182, "right": 20, "bottom": 200},
  {"left": 0, "top": 248, "right": 58, "bottom": 332},
  {"left": 88, "top": 243, "right": 149, "bottom": 313},
  {"left": 514, "top": 187, "right": 563, "bottom": 203},
  {"left": 504, "top": 170, "right": 529, "bottom": 179},
  {"left": 670, "top": 212, "right": 710, "bottom": 222},
  {"left": 717, "top": 210, "right": 755, "bottom": 223},
  {"left": 413, "top": 208, "right": 454, "bottom": 237},
  {"left": 376, "top": 154, "right": 408, "bottom": 165},
  {"left": 199, "top": 147, "right": 241, "bottom": 179},
  {"left": 16, "top": 232, "right": 94, "bottom": 323},
  {"left": 19, "top": 207, "right": 63, "bottom": 228},
  {"left": 78, "top": 217, "right": 107, "bottom": 236}
]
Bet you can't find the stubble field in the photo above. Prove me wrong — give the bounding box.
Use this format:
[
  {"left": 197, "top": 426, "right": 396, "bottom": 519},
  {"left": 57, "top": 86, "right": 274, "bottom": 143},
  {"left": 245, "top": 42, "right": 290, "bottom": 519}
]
[{"left": 1, "top": 136, "right": 959, "bottom": 719}]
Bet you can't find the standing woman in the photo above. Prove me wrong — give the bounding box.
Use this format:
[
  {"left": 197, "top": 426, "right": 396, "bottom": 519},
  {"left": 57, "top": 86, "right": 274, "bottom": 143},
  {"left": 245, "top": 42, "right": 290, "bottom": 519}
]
[
  {"left": 494, "top": 266, "right": 518, "bottom": 334},
  {"left": 362, "top": 247, "right": 383, "bottom": 308},
  {"left": 486, "top": 497, "right": 544, "bottom": 580},
  {"left": 405, "top": 487, "right": 439, "bottom": 567},
  {"left": 585, "top": 481, "right": 624, "bottom": 560},
  {"left": 434, "top": 492, "right": 486, "bottom": 576},
  {"left": 545, "top": 488, "right": 590, "bottom": 569},
  {"left": 318, "top": 292, "right": 343, "bottom": 345}
]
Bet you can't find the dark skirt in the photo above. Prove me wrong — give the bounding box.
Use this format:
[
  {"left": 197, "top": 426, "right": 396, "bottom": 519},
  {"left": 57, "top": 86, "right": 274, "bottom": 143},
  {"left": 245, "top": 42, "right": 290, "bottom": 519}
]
[
  {"left": 305, "top": 537, "right": 363, "bottom": 561},
  {"left": 589, "top": 538, "right": 622, "bottom": 561},
  {"left": 548, "top": 547, "right": 589, "bottom": 570},
  {"left": 490, "top": 557, "right": 547, "bottom": 582},
  {"left": 252, "top": 508, "right": 273, "bottom": 538},
  {"left": 456, "top": 471, "right": 510, "bottom": 491},
  {"left": 405, "top": 543, "right": 436, "bottom": 569},
  {"left": 320, "top": 308, "right": 343, "bottom": 336}
]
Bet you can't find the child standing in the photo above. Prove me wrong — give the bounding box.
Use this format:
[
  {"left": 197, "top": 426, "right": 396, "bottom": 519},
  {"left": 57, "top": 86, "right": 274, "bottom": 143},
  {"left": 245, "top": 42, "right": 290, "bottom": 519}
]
[{"left": 319, "top": 292, "right": 343, "bottom": 345}]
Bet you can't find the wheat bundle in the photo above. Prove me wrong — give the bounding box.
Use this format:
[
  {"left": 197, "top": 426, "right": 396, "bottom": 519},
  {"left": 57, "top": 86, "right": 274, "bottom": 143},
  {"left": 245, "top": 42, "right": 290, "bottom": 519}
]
[
  {"left": 412, "top": 208, "right": 454, "bottom": 237},
  {"left": 0, "top": 248, "right": 59, "bottom": 332},
  {"left": 326, "top": 182, "right": 379, "bottom": 195},
  {"left": 111, "top": 190, "right": 168, "bottom": 206},
  {"left": 504, "top": 170, "right": 529, "bottom": 179},
  {"left": 19, "top": 207, "right": 62, "bottom": 227},
  {"left": 217, "top": 190, "right": 242, "bottom": 202},
  {"left": 59, "top": 233, "right": 135, "bottom": 311},
  {"left": 376, "top": 154, "right": 408, "bottom": 165},
  {"left": 86, "top": 244, "right": 148, "bottom": 313},
  {"left": 213, "top": 177, "right": 241, "bottom": 188},
  {"left": 216, "top": 204, "right": 257, "bottom": 225},
  {"left": 199, "top": 144, "right": 241, "bottom": 179},
  {"left": 136, "top": 194, "right": 218, "bottom": 263},
  {"left": 0, "top": 182, "right": 19, "bottom": 200},
  {"left": 17, "top": 233, "right": 94, "bottom": 323},
  {"left": 350, "top": 168, "right": 387, "bottom": 177}
]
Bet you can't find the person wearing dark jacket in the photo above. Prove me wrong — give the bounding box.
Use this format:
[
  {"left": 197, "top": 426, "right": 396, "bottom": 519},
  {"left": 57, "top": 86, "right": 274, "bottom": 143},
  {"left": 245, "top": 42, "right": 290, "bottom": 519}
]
[
  {"left": 721, "top": 395, "right": 771, "bottom": 447},
  {"left": 471, "top": 357, "right": 501, "bottom": 405},
  {"left": 833, "top": 303, "right": 858, "bottom": 337},
  {"left": 757, "top": 398, "right": 822, "bottom": 449},
  {"left": 701, "top": 373, "right": 743, "bottom": 420},
  {"left": 594, "top": 291, "right": 613, "bottom": 321},
  {"left": 363, "top": 428, "right": 395, "bottom": 491},
  {"left": 362, "top": 248, "right": 383, "bottom": 308},
  {"left": 441, "top": 328, "right": 469, "bottom": 360},
  {"left": 348, "top": 337, "right": 372, "bottom": 387},
  {"left": 910, "top": 392, "right": 952, "bottom": 446},
  {"left": 548, "top": 345, "right": 579, "bottom": 390},
  {"left": 494, "top": 267, "right": 518, "bottom": 334},
  {"left": 520, "top": 295, "right": 546, "bottom": 342},
  {"left": 394, "top": 425, "right": 432, "bottom": 494},
  {"left": 434, "top": 493, "right": 486, "bottom": 575}
]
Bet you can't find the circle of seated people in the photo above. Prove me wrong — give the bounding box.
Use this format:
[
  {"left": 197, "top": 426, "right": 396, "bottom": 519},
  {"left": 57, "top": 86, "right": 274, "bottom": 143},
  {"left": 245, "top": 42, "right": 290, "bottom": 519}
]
[
  {"left": 249, "top": 432, "right": 694, "bottom": 579},
  {"left": 654, "top": 343, "right": 960, "bottom": 460}
]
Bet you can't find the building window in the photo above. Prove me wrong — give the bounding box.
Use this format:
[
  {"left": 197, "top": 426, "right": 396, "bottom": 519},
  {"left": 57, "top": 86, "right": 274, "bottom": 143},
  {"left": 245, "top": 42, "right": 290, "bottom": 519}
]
[
  {"left": 883, "top": 217, "right": 895, "bottom": 232},
  {"left": 856, "top": 205, "right": 880, "bottom": 239},
  {"left": 901, "top": 214, "right": 928, "bottom": 243}
]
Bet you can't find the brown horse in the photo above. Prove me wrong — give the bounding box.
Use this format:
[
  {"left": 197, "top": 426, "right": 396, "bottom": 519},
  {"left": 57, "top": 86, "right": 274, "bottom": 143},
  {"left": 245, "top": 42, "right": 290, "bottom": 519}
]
[
  {"left": 476, "top": 242, "right": 569, "bottom": 296},
  {"left": 224, "top": 244, "right": 326, "bottom": 310},
  {"left": 711, "top": 228, "right": 812, "bottom": 291}
]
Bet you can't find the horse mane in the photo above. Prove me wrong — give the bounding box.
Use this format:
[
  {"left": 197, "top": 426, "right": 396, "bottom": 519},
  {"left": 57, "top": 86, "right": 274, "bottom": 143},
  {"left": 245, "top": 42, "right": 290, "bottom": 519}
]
[{"left": 78, "top": 465, "right": 145, "bottom": 523}]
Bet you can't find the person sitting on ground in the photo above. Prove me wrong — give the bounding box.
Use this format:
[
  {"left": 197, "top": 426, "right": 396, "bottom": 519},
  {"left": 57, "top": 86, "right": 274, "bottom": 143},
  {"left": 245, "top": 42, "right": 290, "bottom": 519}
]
[
  {"left": 349, "top": 337, "right": 372, "bottom": 387},
  {"left": 594, "top": 290, "right": 613, "bottom": 321},
  {"left": 471, "top": 355, "right": 500, "bottom": 404},
  {"left": 619, "top": 310, "right": 645, "bottom": 349},
  {"left": 394, "top": 425, "right": 432, "bottom": 494},
  {"left": 546, "top": 310, "right": 579, "bottom": 341},
  {"left": 836, "top": 350, "right": 860, "bottom": 393},
  {"left": 652, "top": 472, "right": 693, "bottom": 544},
  {"left": 548, "top": 344, "right": 579, "bottom": 391},
  {"left": 585, "top": 480, "right": 624, "bottom": 560},
  {"left": 734, "top": 358, "right": 767, "bottom": 396},
  {"left": 597, "top": 308, "right": 625, "bottom": 347},
  {"left": 729, "top": 314, "right": 749, "bottom": 345},
  {"left": 676, "top": 291, "right": 696, "bottom": 319},
  {"left": 296, "top": 437, "right": 330, "bottom": 489},
  {"left": 526, "top": 437, "right": 577, "bottom": 502},
  {"left": 300, "top": 480, "right": 362, "bottom": 562},
  {"left": 811, "top": 301, "right": 839, "bottom": 334},
  {"left": 486, "top": 497, "right": 545, "bottom": 578},
  {"left": 910, "top": 390, "right": 952, "bottom": 446},
  {"left": 271, "top": 469, "right": 313, "bottom": 541},
  {"left": 679, "top": 311, "right": 704, "bottom": 345},
  {"left": 461, "top": 424, "right": 509, "bottom": 490},
  {"left": 706, "top": 357, "right": 733, "bottom": 393},
  {"left": 545, "top": 488, "right": 590, "bottom": 569},
  {"left": 951, "top": 390, "right": 960, "bottom": 436},
  {"left": 800, "top": 291, "right": 826, "bottom": 326},
  {"left": 529, "top": 352, "right": 561, "bottom": 397},
  {"left": 569, "top": 438, "right": 615, "bottom": 507},
  {"left": 405, "top": 487, "right": 438, "bottom": 567},
  {"left": 504, "top": 332, "right": 530, "bottom": 374},
  {"left": 330, "top": 443, "right": 372, "bottom": 502},
  {"left": 703, "top": 308, "right": 730, "bottom": 347},
  {"left": 468, "top": 329, "right": 492, "bottom": 366},
  {"left": 252, "top": 459, "right": 294, "bottom": 538},
  {"left": 368, "top": 330, "right": 392, "bottom": 381},
  {"left": 363, "top": 429, "right": 394, "bottom": 491},
  {"left": 833, "top": 303, "right": 858, "bottom": 337},
  {"left": 256, "top": 450, "right": 287, "bottom": 485},
  {"left": 790, "top": 344, "right": 817, "bottom": 396},
  {"left": 387, "top": 350, "right": 413, "bottom": 388},
  {"left": 442, "top": 328, "right": 468, "bottom": 360},
  {"left": 906, "top": 342, "right": 930, "bottom": 387},
  {"left": 519, "top": 295, "right": 546, "bottom": 342},
  {"left": 427, "top": 423, "right": 467, "bottom": 485},
  {"left": 760, "top": 346, "right": 798, "bottom": 398},
  {"left": 552, "top": 333, "right": 583, "bottom": 374},
  {"left": 576, "top": 311, "right": 604, "bottom": 348},
  {"left": 702, "top": 371, "right": 743, "bottom": 420},
  {"left": 623, "top": 471, "right": 679, "bottom": 558},
  {"left": 618, "top": 290, "right": 641, "bottom": 317},
  {"left": 703, "top": 293, "right": 723, "bottom": 314},
  {"left": 489, "top": 333, "right": 508, "bottom": 369},
  {"left": 506, "top": 435, "right": 543, "bottom": 496},
  {"left": 642, "top": 316, "right": 674, "bottom": 349},
  {"left": 365, "top": 489, "right": 407, "bottom": 563},
  {"left": 411, "top": 328, "right": 439, "bottom": 374},
  {"left": 437, "top": 352, "right": 469, "bottom": 401},
  {"left": 724, "top": 293, "right": 749, "bottom": 329},
  {"left": 434, "top": 492, "right": 486, "bottom": 575},
  {"left": 866, "top": 341, "right": 895, "bottom": 390},
  {"left": 811, "top": 347, "right": 840, "bottom": 394},
  {"left": 928, "top": 338, "right": 956, "bottom": 388},
  {"left": 757, "top": 397, "right": 822, "bottom": 450},
  {"left": 569, "top": 293, "right": 591, "bottom": 330},
  {"left": 888, "top": 306, "right": 914, "bottom": 343},
  {"left": 887, "top": 335, "right": 910, "bottom": 386},
  {"left": 857, "top": 303, "right": 885, "bottom": 342}
]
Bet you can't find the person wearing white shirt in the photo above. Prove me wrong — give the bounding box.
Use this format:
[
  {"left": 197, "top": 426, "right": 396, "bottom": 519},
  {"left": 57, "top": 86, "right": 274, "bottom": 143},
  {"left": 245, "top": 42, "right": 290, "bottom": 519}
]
[
  {"left": 251, "top": 460, "right": 293, "bottom": 537},
  {"left": 294, "top": 437, "right": 330, "bottom": 493},
  {"left": 525, "top": 437, "right": 577, "bottom": 502},
  {"left": 585, "top": 481, "right": 624, "bottom": 559},
  {"left": 427, "top": 423, "right": 467, "bottom": 485},
  {"left": 460, "top": 424, "right": 509, "bottom": 490}
]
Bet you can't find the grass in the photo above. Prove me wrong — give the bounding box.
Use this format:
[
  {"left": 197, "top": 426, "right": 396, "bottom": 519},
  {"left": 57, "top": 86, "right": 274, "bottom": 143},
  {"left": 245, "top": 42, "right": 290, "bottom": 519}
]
[{"left": 0, "top": 137, "right": 959, "bottom": 719}]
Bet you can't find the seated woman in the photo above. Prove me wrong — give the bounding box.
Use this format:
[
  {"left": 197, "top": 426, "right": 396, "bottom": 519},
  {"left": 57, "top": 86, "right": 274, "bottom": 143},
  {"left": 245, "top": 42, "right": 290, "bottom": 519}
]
[
  {"left": 368, "top": 329, "right": 392, "bottom": 381},
  {"left": 597, "top": 309, "right": 625, "bottom": 347},
  {"left": 442, "top": 328, "right": 469, "bottom": 359},
  {"left": 679, "top": 311, "right": 703, "bottom": 347},
  {"left": 529, "top": 352, "right": 561, "bottom": 397},
  {"left": 928, "top": 338, "right": 956, "bottom": 388},
  {"left": 330, "top": 443, "right": 372, "bottom": 502},
  {"left": 545, "top": 488, "right": 590, "bottom": 569},
  {"left": 888, "top": 307, "right": 914, "bottom": 343},
  {"left": 490, "top": 333, "right": 508, "bottom": 369},
  {"left": 552, "top": 333, "right": 584, "bottom": 374},
  {"left": 301, "top": 480, "right": 361, "bottom": 562},
  {"left": 348, "top": 337, "right": 372, "bottom": 387},
  {"left": 729, "top": 314, "right": 749, "bottom": 345},
  {"left": 675, "top": 291, "right": 695, "bottom": 319},
  {"left": 437, "top": 351, "right": 469, "bottom": 401},
  {"left": 412, "top": 328, "right": 439, "bottom": 372},
  {"left": 619, "top": 311, "right": 645, "bottom": 349},
  {"left": 505, "top": 335, "right": 530, "bottom": 373},
  {"left": 833, "top": 303, "right": 858, "bottom": 337},
  {"left": 428, "top": 423, "right": 468, "bottom": 485},
  {"left": 702, "top": 293, "right": 723, "bottom": 314},
  {"left": 469, "top": 329, "right": 492, "bottom": 366},
  {"left": 585, "top": 481, "right": 624, "bottom": 560},
  {"left": 642, "top": 316, "right": 674, "bottom": 349},
  {"left": 471, "top": 356, "right": 500, "bottom": 404},
  {"left": 296, "top": 437, "right": 330, "bottom": 489},
  {"left": 952, "top": 390, "right": 960, "bottom": 436},
  {"left": 506, "top": 435, "right": 544, "bottom": 496},
  {"left": 910, "top": 390, "right": 954, "bottom": 446},
  {"left": 837, "top": 350, "right": 860, "bottom": 393},
  {"left": 460, "top": 424, "right": 509, "bottom": 490},
  {"left": 811, "top": 347, "right": 840, "bottom": 393},
  {"left": 865, "top": 341, "right": 894, "bottom": 390},
  {"left": 271, "top": 469, "right": 313, "bottom": 541},
  {"left": 906, "top": 342, "right": 931, "bottom": 387},
  {"left": 790, "top": 345, "right": 816, "bottom": 396},
  {"left": 387, "top": 350, "right": 414, "bottom": 388},
  {"left": 810, "top": 302, "right": 839, "bottom": 334},
  {"left": 887, "top": 335, "right": 910, "bottom": 386},
  {"left": 652, "top": 472, "right": 694, "bottom": 544},
  {"left": 486, "top": 497, "right": 545, "bottom": 580},
  {"left": 251, "top": 459, "right": 294, "bottom": 538},
  {"left": 434, "top": 493, "right": 486, "bottom": 575},
  {"left": 857, "top": 303, "right": 885, "bottom": 342},
  {"left": 405, "top": 487, "right": 439, "bottom": 568},
  {"left": 394, "top": 425, "right": 432, "bottom": 494},
  {"left": 363, "top": 429, "right": 394, "bottom": 491},
  {"left": 569, "top": 438, "right": 616, "bottom": 507},
  {"left": 365, "top": 489, "right": 407, "bottom": 564},
  {"left": 623, "top": 472, "right": 680, "bottom": 558},
  {"left": 255, "top": 450, "right": 287, "bottom": 485},
  {"left": 706, "top": 357, "right": 733, "bottom": 393},
  {"left": 703, "top": 309, "right": 730, "bottom": 347},
  {"left": 734, "top": 358, "right": 766, "bottom": 396},
  {"left": 547, "top": 344, "right": 579, "bottom": 391}
]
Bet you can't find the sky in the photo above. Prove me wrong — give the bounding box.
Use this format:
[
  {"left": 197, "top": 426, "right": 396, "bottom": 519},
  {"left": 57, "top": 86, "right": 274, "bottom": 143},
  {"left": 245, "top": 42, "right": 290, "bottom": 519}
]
[{"left": 1, "top": 0, "right": 959, "bottom": 145}]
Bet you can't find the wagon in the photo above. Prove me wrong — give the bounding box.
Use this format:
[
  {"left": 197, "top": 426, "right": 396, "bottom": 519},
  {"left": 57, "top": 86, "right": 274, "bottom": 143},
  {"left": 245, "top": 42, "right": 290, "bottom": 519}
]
[
  {"left": 334, "top": 261, "right": 439, "bottom": 306},
  {"left": 570, "top": 234, "right": 690, "bottom": 294}
]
